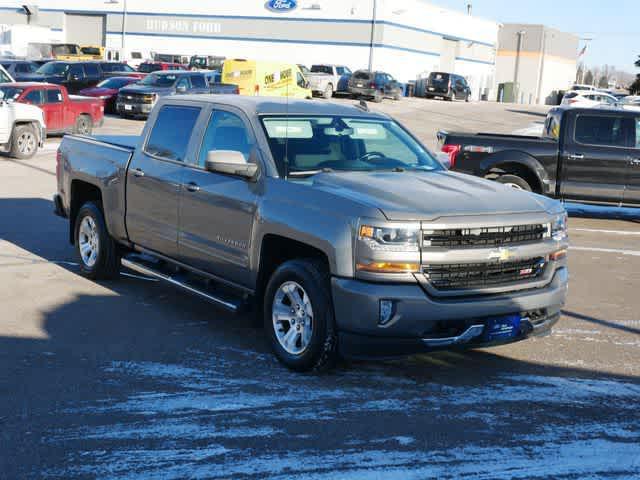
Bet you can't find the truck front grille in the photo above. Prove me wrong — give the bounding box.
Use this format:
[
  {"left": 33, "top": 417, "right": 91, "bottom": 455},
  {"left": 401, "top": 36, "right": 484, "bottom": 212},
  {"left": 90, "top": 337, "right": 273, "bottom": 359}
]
[
  {"left": 118, "top": 93, "right": 155, "bottom": 104},
  {"left": 423, "top": 257, "right": 546, "bottom": 291},
  {"left": 423, "top": 224, "right": 547, "bottom": 248}
]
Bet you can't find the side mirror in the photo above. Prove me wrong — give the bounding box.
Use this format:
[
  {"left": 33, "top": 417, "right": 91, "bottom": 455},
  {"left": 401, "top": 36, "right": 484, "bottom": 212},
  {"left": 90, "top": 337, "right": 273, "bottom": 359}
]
[
  {"left": 205, "top": 150, "right": 259, "bottom": 180},
  {"left": 0, "top": 90, "right": 4, "bottom": 101},
  {"left": 176, "top": 85, "right": 187, "bottom": 93},
  {"left": 436, "top": 152, "right": 451, "bottom": 169}
]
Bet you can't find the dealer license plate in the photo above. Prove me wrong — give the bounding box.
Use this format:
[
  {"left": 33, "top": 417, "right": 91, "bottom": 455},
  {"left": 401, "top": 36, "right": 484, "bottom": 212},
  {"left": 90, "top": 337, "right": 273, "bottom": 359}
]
[
  {"left": 428, "top": 87, "right": 435, "bottom": 91},
  {"left": 357, "top": 83, "right": 363, "bottom": 87},
  {"left": 482, "top": 314, "right": 521, "bottom": 342},
  {"left": 124, "top": 104, "right": 133, "bottom": 111}
]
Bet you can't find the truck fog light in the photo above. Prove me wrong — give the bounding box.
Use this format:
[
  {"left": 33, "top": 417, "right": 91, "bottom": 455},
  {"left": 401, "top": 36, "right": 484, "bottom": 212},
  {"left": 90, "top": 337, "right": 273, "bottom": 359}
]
[{"left": 379, "top": 300, "right": 395, "bottom": 325}]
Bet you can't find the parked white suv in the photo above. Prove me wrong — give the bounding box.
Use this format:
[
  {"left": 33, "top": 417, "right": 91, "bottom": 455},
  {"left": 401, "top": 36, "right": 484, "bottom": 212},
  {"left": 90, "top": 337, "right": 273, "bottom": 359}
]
[
  {"left": 561, "top": 90, "right": 618, "bottom": 108},
  {"left": 0, "top": 88, "right": 46, "bottom": 159}
]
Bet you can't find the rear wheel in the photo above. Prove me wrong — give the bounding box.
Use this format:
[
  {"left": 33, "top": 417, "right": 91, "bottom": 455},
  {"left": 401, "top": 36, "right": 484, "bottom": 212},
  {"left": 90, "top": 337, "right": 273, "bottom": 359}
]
[
  {"left": 75, "top": 202, "right": 120, "bottom": 280},
  {"left": 264, "top": 259, "right": 337, "bottom": 372},
  {"left": 393, "top": 91, "right": 401, "bottom": 101},
  {"left": 10, "top": 124, "right": 38, "bottom": 159},
  {"left": 323, "top": 83, "right": 333, "bottom": 99},
  {"left": 74, "top": 115, "right": 93, "bottom": 135},
  {"left": 494, "top": 174, "right": 532, "bottom": 192},
  {"left": 372, "top": 90, "right": 383, "bottom": 103}
]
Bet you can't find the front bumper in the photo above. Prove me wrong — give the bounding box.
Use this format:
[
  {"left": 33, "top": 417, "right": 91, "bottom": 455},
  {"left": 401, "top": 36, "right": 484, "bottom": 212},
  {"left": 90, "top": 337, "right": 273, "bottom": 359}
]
[
  {"left": 332, "top": 266, "right": 568, "bottom": 358},
  {"left": 116, "top": 102, "right": 153, "bottom": 116}
]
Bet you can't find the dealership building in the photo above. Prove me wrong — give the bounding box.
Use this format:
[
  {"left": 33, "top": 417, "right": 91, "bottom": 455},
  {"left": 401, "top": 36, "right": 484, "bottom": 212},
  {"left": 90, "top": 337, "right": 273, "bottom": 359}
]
[{"left": 0, "top": 0, "right": 500, "bottom": 98}]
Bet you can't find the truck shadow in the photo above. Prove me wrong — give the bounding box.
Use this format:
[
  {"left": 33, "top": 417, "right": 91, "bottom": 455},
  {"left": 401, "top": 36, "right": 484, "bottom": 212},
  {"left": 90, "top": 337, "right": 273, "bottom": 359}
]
[{"left": 2, "top": 197, "right": 640, "bottom": 478}]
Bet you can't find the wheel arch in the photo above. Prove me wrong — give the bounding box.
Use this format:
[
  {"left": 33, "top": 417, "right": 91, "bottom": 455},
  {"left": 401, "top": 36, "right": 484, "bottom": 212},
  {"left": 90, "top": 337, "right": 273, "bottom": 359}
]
[
  {"left": 69, "top": 180, "right": 103, "bottom": 244},
  {"left": 479, "top": 151, "right": 548, "bottom": 194}
]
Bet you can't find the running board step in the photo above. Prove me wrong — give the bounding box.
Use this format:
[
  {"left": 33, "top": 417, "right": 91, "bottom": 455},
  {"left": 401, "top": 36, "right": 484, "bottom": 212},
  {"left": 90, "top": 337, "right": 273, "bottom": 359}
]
[{"left": 121, "top": 256, "right": 244, "bottom": 313}]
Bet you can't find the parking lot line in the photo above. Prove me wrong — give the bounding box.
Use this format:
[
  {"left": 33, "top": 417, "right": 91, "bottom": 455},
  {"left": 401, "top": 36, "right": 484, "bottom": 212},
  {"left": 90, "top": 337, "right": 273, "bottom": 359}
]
[
  {"left": 571, "top": 228, "right": 640, "bottom": 236},
  {"left": 571, "top": 246, "right": 640, "bottom": 257}
]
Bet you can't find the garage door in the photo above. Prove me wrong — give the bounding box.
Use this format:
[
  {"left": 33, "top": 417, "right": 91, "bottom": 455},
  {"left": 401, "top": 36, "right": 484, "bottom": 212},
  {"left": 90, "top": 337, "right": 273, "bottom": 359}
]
[{"left": 65, "top": 14, "right": 105, "bottom": 46}]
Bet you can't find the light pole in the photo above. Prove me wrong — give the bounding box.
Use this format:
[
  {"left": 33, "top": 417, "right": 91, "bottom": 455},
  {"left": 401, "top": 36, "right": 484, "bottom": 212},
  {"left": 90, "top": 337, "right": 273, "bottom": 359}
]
[
  {"left": 368, "top": 0, "right": 377, "bottom": 72},
  {"left": 513, "top": 30, "right": 525, "bottom": 104}
]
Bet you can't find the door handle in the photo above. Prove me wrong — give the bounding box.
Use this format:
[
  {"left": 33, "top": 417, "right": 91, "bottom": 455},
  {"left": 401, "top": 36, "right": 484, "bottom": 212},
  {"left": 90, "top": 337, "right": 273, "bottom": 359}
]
[
  {"left": 133, "top": 168, "right": 145, "bottom": 177},
  {"left": 567, "top": 153, "right": 584, "bottom": 160},
  {"left": 185, "top": 182, "right": 200, "bottom": 192}
]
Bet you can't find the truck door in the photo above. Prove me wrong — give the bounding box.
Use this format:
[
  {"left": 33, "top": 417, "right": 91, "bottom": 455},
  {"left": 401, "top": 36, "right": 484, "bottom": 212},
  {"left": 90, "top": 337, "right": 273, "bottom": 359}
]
[
  {"left": 66, "top": 63, "right": 86, "bottom": 94},
  {"left": 126, "top": 104, "right": 202, "bottom": 257},
  {"left": 622, "top": 115, "right": 640, "bottom": 205},
  {"left": 560, "top": 112, "right": 634, "bottom": 204},
  {"left": 178, "top": 106, "right": 258, "bottom": 287},
  {"left": 43, "top": 87, "right": 64, "bottom": 132}
]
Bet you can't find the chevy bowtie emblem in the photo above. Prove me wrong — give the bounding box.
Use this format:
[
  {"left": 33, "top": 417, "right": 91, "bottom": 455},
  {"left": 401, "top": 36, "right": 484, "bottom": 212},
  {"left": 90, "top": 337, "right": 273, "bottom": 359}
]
[{"left": 488, "top": 247, "right": 517, "bottom": 262}]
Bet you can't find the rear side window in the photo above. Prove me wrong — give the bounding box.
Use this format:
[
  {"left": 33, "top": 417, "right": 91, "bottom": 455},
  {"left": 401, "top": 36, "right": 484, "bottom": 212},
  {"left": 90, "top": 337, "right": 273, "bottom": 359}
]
[
  {"left": 429, "top": 72, "right": 450, "bottom": 85},
  {"left": 84, "top": 63, "right": 100, "bottom": 77},
  {"left": 24, "top": 89, "right": 43, "bottom": 104},
  {"left": 311, "top": 65, "right": 332, "bottom": 74},
  {"left": 190, "top": 75, "right": 206, "bottom": 88},
  {"left": 69, "top": 64, "right": 84, "bottom": 78},
  {"left": 574, "top": 115, "right": 635, "bottom": 148},
  {"left": 146, "top": 105, "right": 200, "bottom": 162},
  {"left": 635, "top": 118, "right": 640, "bottom": 148},
  {"left": 46, "top": 89, "right": 63, "bottom": 103}
]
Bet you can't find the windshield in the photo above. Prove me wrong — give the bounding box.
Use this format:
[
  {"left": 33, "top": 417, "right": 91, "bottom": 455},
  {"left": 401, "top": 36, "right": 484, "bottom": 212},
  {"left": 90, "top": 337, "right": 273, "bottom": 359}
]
[
  {"left": 0, "top": 86, "right": 24, "bottom": 100},
  {"left": 261, "top": 116, "right": 441, "bottom": 176},
  {"left": 102, "top": 63, "right": 135, "bottom": 73},
  {"left": 311, "top": 65, "right": 332, "bottom": 74},
  {"left": 139, "top": 73, "right": 177, "bottom": 87},
  {"left": 97, "top": 77, "right": 136, "bottom": 89},
  {"left": 52, "top": 44, "right": 78, "bottom": 55},
  {"left": 37, "top": 62, "right": 69, "bottom": 75}
]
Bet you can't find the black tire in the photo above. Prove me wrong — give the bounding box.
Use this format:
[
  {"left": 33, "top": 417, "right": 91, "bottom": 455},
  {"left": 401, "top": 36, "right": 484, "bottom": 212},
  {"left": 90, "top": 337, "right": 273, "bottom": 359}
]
[
  {"left": 494, "top": 174, "right": 532, "bottom": 192},
  {"left": 74, "top": 202, "right": 120, "bottom": 280},
  {"left": 372, "top": 90, "right": 383, "bottom": 103},
  {"left": 465, "top": 93, "right": 470, "bottom": 102},
  {"left": 264, "top": 259, "right": 338, "bottom": 372},
  {"left": 74, "top": 115, "right": 93, "bottom": 135},
  {"left": 323, "top": 83, "right": 333, "bottom": 99},
  {"left": 393, "top": 92, "right": 401, "bottom": 101},
  {"left": 10, "top": 124, "right": 38, "bottom": 159}
]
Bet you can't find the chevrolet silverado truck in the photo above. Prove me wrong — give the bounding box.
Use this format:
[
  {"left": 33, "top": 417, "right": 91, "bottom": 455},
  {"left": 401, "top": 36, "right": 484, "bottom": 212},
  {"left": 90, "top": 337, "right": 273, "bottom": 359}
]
[
  {"left": 54, "top": 95, "right": 569, "bottom": 371},
  {"left": 438, "top": 106, "right": 640, "bottom": 206},
  {"left": 306, "top": 64, "right": 352, "bottom": 99},
  {"left": 0, "top": 88, "right": 45, "bottom": 159},
  {"left": 116, "top": 71, "right": 211, "bottom": 118}
]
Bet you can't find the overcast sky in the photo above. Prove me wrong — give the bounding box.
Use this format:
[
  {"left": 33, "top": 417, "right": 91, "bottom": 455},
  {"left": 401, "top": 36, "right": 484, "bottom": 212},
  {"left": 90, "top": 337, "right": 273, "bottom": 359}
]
[{"left": 429, "top": 0, "right": 639, "bottom": 72}]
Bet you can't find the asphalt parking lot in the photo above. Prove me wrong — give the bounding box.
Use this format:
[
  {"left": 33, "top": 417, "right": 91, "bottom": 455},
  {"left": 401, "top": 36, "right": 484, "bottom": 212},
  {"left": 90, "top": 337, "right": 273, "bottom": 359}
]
[{"left": 1, "top": 97, "right": 639, "bottom": 479}]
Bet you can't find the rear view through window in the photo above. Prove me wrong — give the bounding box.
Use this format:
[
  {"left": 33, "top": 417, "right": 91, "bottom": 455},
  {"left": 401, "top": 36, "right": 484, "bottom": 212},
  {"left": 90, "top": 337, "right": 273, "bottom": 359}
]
[{"left": 574, "top": 115, "right": 636, "bottom": 147}]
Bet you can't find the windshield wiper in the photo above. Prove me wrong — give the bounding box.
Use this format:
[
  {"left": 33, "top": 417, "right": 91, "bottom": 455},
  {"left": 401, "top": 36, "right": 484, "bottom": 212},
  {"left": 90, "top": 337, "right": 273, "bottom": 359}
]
[{"left": 287, "top": 168, "right": 333, "bottom": 178}]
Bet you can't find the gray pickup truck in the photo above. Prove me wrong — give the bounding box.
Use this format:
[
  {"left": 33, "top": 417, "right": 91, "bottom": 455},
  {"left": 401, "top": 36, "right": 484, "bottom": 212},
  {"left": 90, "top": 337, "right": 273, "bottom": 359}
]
[{"left": 54, "top": 95, "right": 569, "bottom": 371}]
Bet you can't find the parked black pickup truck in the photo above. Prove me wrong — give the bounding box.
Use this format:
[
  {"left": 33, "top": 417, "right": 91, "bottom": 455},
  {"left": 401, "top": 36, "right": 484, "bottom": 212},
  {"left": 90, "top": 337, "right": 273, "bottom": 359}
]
[{"left": 438, "top": 106, "right": 640, "bottom": 206}]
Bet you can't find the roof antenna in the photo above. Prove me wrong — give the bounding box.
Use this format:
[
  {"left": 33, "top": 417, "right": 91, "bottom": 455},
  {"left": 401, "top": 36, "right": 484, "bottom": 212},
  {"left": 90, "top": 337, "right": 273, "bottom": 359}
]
[{"left": 357, "top": 99, "right": 369, "bottom": 112}]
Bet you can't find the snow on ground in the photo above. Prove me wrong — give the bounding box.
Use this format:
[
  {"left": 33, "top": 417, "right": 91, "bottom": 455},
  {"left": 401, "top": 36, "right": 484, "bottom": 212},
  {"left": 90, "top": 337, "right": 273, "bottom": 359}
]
[{"left": 43, "top": 348, "right": 640, "bottom": 479}]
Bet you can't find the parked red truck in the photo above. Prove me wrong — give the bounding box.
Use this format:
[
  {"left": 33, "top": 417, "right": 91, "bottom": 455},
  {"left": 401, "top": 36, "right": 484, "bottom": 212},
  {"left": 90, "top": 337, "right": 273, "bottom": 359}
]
[{"left": 0, "top": 82, "right": 104, "bottom": 135}]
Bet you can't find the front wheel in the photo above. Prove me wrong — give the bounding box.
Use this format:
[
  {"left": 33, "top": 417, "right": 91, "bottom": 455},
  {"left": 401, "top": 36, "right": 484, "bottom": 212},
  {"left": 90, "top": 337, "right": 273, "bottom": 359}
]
[
  {"left": 494, "top": 174, "right": 532, "bottom": 192},
  {"left": 75, "top": 202, "right": 120, "bottom": 280},
  {"left": 264, "top": 259, "right": 338, "bottom": 372},
  {"left": 10, "top": 124, "right": 38, "bottom": 159}
]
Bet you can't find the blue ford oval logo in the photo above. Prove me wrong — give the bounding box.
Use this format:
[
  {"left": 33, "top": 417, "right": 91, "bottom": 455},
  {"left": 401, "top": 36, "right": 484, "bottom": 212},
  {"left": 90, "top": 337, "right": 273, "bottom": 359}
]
[{"left": 265, "top": 0, "right": 297, "bottom": 13}]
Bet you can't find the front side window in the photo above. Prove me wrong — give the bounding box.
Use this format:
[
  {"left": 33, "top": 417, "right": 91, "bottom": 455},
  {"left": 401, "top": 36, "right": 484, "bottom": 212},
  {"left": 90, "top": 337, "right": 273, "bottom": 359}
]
[
  {"left": 296, "top": 72, "right": 306, "bottom": 88},
  {"left": 261, "top": 116, "right": 441, "bottom": 176},
  {"left": 69, "top": 64, "right": 84, "bottom": 78},
  {"left": 37, "top": 62, "right": 70, "bottom": 76},
  {"left": 198, "top": 110, "right": 253, "bottom": 167},
  {"left": 574, "top": 115, "right": 634, "bottom": 147},
  {"left": 635, "top": 118, "right": 640, "bottom": 148},
  {"left": 0, "top": 68, "right": 10, "bottom": 83},
  {"left": 311, "top": 65, "right": 332, "bottom": 75},
  {"left": 146, "top": 105, "right": 200, "bottom": 161},
  {"left": 176, "top": 77, "right": 190, "bottom": 89},
  {"left": 84, "top": 64, "right": 100, "bottom": 77},
  {"left": 139, "top": 73, "right": 177, "bottom": 87},
  {"left": 46, "top": 89, "right": 63, "bottom": 103}
]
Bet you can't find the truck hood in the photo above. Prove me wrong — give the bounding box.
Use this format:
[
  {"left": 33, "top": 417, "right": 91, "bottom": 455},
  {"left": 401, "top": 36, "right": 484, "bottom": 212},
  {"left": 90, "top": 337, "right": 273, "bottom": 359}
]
[
  {"left": 119, "top": 85, "right": 174, "bottom": 96},
  {"left": 306, "top": 170, "right": 557, "bottom": 221}
]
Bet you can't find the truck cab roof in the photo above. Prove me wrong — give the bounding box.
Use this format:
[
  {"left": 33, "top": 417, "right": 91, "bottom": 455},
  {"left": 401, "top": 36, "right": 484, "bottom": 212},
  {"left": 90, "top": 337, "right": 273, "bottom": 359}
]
[{"left": 173, "top": 94, "right": 391, "bottom": 119}]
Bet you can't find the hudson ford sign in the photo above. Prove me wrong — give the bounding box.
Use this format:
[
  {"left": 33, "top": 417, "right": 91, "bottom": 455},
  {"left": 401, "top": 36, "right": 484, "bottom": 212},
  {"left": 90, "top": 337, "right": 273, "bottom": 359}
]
[{"left": 265, "top": 0, "right": 298, "bottom": 13}]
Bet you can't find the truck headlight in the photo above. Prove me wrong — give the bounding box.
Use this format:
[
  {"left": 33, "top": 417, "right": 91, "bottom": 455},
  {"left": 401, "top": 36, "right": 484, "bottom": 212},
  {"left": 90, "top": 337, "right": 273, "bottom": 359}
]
[
  {"left": 358, "top": 224, "right": 420, "bottom": 252},
  {"left": 356, "top": 223, "right": 421, "bottom": 274},
  {"left": 550, "top": 213, "right": 568, "bottom": 241}
]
